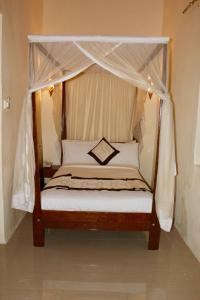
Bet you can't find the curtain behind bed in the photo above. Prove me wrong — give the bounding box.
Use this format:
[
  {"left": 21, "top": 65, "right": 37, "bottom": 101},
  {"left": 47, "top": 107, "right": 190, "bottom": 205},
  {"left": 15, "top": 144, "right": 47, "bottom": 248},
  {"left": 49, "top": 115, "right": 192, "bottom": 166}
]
[{"left": 66, "top": 71, "right": 137, "bottom": 142}]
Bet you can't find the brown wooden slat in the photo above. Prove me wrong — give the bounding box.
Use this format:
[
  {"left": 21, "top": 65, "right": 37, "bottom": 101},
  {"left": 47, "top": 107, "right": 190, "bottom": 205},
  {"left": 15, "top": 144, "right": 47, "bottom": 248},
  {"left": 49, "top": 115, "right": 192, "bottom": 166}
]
[{"left": 43, "top": 211, "right": 151, "bottom": 231}]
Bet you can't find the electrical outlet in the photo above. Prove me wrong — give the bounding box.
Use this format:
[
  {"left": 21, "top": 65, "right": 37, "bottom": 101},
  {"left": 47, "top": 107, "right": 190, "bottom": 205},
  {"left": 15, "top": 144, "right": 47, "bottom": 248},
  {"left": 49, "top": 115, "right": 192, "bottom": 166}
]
[{"left": 3, "top": 97, "right": 11, "bottom": 110}]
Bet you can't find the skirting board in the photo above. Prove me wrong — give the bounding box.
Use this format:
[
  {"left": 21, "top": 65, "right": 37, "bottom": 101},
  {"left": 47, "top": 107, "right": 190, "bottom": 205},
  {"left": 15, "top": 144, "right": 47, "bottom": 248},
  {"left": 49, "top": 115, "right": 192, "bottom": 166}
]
[{"left": 2, "top": 212, "right": 26, "bottom": 244}]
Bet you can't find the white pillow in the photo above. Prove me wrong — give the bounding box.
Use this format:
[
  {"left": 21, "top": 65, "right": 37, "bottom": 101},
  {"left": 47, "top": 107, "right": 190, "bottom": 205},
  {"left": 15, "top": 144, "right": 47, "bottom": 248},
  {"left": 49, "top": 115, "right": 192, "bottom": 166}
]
[
  {"left": 62, "top": 140, "right": 98, "bottom": 165},
  {"left": 109, "top": 142, "right": 139, "bottom": 168},
  {"left": 62, "top": 139, "right": 139, "bottom": 168}
]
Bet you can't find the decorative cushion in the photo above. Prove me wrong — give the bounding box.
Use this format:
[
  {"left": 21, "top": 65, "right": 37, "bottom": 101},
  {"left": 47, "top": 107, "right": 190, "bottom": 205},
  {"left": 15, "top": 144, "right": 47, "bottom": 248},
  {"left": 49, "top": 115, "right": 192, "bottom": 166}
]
[{"left": 88, "top": 137, "right": 120, "bottom": 165}]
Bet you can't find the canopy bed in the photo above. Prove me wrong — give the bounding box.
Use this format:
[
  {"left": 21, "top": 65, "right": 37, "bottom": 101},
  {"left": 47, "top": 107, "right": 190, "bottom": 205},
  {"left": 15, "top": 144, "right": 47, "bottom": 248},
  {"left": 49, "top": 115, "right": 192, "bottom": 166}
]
[{"left": 11, "top": 36, "right": 176, "bottom": 249}]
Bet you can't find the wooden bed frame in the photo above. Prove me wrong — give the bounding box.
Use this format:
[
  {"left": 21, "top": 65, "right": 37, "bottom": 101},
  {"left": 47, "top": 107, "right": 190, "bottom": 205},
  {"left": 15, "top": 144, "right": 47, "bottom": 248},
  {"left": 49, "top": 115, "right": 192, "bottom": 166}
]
[{"left": 32, "top": 45, "right": 168, "bottom": 249}]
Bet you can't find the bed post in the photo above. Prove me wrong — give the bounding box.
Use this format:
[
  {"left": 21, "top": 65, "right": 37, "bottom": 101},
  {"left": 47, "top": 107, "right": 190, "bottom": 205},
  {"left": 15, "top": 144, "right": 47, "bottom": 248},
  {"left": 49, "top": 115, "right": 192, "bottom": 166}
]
[
  {"left": 32, "top": 91, "right": 45, "bottom": 246},
  {"left": 148, "top": 100, "right": 162, "bottom": 250},
  {"left": 61, "top": 81, "right": 67, "bottom": 163},
  {"left": 148, "top": 44, "right": 168, "bottom": 250}
]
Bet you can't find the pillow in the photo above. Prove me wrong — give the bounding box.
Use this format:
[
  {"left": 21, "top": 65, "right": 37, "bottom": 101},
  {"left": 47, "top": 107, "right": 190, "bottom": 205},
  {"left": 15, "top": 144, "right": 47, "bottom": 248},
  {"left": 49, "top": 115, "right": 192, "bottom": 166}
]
[
  {"left": 88, "top": 137, "right": 120, "bottom": 165},
  {"left": 62, "top": 139, "right": 139, "bottom": 168},
  {"left": 62, "top": 140, "right": 98, "bottom": 165},
  {"left": 108, "top": 142, "right": 139, "bottom": 168}
]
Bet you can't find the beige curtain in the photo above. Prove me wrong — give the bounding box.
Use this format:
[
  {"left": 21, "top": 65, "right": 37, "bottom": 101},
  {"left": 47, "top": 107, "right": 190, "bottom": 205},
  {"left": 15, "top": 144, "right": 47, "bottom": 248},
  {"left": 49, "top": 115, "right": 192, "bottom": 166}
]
[
  {"left": 52, "top": 83, "right": 62, "bottom": 141},
  {"left": 66, "top": 72, "right": 137, "bottom": 142},
  {"left": 41, "top": 88, "right": 61, "bottom": 165},
  {"left": 131, "top": 88, "right": 146, "bottom": 142}
]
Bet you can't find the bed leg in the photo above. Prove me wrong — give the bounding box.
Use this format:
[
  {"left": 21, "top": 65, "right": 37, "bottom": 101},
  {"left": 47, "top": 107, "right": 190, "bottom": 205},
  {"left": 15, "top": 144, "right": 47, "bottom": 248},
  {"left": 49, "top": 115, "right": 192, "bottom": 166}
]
[
  {"left": 33, "top": 214, "right": 45, "bottom": 247},
  {"left": 148, "top": 218, "right": 160, "bottom": 250}
]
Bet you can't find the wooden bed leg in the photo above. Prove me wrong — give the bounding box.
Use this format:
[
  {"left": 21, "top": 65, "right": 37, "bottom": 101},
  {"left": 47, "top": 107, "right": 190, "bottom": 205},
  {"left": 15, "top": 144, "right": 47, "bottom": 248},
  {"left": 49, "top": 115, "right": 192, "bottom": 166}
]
[
  {"left": 33, "top": 213, "right": 45, "bottom": 247},
  {"left": 148, "top": 218, "right": 160, "bottom": 250},
  {"left": 32, "top": 91, "right": 44, "bottom": 247}
]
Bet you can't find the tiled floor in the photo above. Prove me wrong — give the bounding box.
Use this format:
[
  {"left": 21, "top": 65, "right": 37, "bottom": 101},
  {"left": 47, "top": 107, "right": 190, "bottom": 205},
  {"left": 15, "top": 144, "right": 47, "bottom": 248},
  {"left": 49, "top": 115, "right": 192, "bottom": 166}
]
[{"left": 0, "top": 215, "right": 200, "bottom": 300}]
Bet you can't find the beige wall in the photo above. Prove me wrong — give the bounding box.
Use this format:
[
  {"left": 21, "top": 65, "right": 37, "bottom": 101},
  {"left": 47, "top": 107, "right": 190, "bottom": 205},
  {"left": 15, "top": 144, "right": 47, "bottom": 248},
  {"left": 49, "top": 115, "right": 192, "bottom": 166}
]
[
  {"left": 163, "top": 0, "right": 200, "bottom": 261},
  {"left": 0, "top": 0, "right": 43, "bottom": 243},
  {"left": 43, "top": 0, "right": 164, "bottom": 36}
]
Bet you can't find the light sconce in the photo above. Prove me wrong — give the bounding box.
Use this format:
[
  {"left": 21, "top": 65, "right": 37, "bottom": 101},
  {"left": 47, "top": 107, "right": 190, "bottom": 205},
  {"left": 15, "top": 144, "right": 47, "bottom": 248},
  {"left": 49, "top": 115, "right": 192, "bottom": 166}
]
[
  {"left": 47, "top": 77, "right": 54, "bottom": 96},
  {"left": 48, "top": 85, "right": 54, "bottom": 96},
  {"left": 147, "top": 88, "right": 153, "bottom": 100},
  {"left": 147, "top": 75, "right": 154, "bottom": 99},
  {"left": 147, "top": 75, "right": 151, "bottom": 81}
]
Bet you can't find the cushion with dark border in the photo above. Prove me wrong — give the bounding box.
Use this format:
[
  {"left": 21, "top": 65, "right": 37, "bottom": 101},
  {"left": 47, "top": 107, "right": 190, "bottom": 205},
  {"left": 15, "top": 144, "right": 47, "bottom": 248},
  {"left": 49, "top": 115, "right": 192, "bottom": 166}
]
[{"left": 88, "top": 137, "right": 120, "bottom": 165}]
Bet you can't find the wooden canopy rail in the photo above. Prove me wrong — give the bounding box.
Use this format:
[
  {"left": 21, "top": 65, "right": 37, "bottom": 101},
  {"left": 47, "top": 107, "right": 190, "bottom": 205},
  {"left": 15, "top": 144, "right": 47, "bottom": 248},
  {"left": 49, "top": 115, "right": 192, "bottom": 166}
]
[{"left": 32, "top": 44, "right": 168, "bottom": 249}]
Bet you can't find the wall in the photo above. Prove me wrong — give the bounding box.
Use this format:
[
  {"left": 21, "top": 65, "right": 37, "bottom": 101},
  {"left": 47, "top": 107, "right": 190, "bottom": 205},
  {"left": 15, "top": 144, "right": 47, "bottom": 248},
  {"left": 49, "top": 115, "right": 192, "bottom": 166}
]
[
  {"left": 43, "top": 0, "right": 164, "bottom": 36},
  {"left": 0, "top": 0, "right": 43, "bottom": 243},
  {"left": 163, "top": 0, "right": 200, "bottom": 261}
]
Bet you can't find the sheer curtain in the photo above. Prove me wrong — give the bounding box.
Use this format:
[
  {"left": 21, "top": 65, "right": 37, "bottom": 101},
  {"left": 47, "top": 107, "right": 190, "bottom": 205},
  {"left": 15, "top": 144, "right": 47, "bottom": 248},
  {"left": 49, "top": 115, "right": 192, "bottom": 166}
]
[
  {"left": 12, "top": 94, "right": 36, "bottom": 212},
  {"left": 52, "top": 83, "right": 62, "bottom": 141},
  {"left": 75, "top": 42, "right": 167, "bottom": 99},
  {"left": 67, "top": 71, "right": 136, "bottom": 142},
  {"left": 29, "top": 42, "right": 94, "bottom": 91},
  {"left": 12, "top": 37, "right": 176, "bottom": 231}
]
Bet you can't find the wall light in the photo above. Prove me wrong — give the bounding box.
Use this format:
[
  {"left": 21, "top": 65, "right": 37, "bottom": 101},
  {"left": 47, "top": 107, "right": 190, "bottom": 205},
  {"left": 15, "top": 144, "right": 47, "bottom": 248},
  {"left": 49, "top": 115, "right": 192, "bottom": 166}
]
[
  {"left": 48, "top": 85, "right": 54, "bottom": 96},
  {"left": 147, "top": 88, "right": 153, "bottom": 100}
]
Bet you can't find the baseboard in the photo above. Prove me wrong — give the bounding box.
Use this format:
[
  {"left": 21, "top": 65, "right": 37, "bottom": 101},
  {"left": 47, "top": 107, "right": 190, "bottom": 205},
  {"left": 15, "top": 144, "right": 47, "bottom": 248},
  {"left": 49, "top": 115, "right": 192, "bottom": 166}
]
[
  {"left": 175, "top": 223, "right": 200, "bottom": 263},
  {"left": 0, "top": 232, "right": 6, "bottom": 244},
  {"left": 5, "top": 212, "right": 26, "bottom": 244}
]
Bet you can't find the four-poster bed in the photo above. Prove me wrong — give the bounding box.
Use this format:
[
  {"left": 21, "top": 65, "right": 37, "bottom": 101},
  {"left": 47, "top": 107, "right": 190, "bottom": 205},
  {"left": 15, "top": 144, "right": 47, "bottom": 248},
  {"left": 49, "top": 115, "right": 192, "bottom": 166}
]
[{"left": 12, "top": 36, "right": 176, "bottom": 250}]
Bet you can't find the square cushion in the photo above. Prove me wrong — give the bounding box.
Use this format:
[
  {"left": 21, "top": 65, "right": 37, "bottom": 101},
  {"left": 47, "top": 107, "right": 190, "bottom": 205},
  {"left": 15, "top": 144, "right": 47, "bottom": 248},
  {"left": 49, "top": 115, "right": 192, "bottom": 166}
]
[{"left": 88, "top": 137, "right": 120, "bottom": 165}]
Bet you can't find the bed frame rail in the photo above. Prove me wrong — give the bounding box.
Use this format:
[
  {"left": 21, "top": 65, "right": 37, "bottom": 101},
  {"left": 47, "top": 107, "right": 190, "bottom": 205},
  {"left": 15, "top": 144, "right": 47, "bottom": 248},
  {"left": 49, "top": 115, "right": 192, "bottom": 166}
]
[{"left": 43, "top": 211, "right": 150, "bottom": 231}]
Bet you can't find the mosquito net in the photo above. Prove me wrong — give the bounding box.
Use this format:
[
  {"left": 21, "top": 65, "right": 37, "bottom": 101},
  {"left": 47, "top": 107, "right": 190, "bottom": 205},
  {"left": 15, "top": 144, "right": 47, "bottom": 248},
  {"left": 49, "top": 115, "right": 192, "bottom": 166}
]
[{"left": 12, "top": 36, "right": 176, "bottom": 232}]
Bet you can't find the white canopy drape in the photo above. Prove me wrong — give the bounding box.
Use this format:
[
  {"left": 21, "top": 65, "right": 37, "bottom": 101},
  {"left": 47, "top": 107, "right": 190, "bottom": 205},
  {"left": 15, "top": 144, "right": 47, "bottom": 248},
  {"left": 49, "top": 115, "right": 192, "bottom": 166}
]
[{"left": 12, "top": 36, "right": 176, "bottom": 232}]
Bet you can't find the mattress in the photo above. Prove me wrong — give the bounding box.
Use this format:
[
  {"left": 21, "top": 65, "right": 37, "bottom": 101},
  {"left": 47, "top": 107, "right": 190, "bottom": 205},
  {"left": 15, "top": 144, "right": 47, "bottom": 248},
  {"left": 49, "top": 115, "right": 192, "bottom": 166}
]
[{"left": 41, "top": 165, "right": 153, "bottom": 213}]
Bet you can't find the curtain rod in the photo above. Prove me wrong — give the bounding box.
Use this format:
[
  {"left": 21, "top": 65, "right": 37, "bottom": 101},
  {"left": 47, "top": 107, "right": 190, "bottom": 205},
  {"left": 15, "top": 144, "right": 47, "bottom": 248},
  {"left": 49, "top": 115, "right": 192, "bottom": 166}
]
[
  {"left": 28, "top": 35, "right": 170, "bottom": 44},
  {"left": 182, "top": 0, "right": 200, "bottom": 14}
]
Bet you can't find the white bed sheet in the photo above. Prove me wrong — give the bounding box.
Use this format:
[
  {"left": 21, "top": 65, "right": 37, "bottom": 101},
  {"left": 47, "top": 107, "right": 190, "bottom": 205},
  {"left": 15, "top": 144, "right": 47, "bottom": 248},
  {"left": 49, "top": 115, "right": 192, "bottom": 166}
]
[
  {"left": 42, "top": 189, "right": 152, "bottom": 213},
  {"left": 41, "top": 165, "right": 153, "bottom": 213}
]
